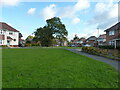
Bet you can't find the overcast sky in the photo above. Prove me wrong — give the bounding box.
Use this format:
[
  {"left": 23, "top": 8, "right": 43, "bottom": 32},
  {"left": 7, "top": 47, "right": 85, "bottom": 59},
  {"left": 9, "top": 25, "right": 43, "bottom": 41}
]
[{"left": 0, "top": 0, "right": 119, "bottom": 40}]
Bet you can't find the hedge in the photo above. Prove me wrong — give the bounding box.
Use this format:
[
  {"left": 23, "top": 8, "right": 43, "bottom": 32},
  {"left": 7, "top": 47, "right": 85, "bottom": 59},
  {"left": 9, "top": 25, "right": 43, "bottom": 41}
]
[
  {"left": 98, "top": 45, "right": 120, "bottom": 50},
  {"left": 82, "top": 47, "right": 120, "bottom": 60}
]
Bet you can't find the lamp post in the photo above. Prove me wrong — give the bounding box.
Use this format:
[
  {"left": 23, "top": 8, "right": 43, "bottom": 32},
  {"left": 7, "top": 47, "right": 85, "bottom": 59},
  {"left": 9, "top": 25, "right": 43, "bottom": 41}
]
[
  {"left": 97, "top": 28, "right": 99, "bottom": 48},
  {"left": 97, "top": 28, "right": 99, "bottom": 37}
]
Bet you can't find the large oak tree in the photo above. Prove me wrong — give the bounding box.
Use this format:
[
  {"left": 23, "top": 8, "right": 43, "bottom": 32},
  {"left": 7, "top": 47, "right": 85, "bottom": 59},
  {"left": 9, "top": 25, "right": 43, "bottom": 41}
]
[{"left": 34, "top": 17, "right": 68, "bottom": 47}]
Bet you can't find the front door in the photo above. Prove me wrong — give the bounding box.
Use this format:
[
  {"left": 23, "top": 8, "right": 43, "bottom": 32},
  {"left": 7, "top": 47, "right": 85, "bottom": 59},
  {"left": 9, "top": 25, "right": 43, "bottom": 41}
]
[{"left": 7, "top": 40, "right": 10, "bottom": 47}]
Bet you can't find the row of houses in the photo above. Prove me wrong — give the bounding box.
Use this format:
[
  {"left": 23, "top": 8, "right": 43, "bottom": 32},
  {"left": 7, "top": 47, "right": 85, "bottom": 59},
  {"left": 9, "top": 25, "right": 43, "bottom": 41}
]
[
  {"left": 0, "top": 22, "right": 120, "bottom": 48},
  {"left": 71, "top": 22, "right": 120, "bottom": 48},
  {"left": 0, "top": 22, "right": 24, "bottom": 47}
]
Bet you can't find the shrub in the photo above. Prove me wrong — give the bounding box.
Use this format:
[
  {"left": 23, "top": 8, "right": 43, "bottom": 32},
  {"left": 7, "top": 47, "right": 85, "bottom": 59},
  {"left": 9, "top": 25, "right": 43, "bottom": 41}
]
[
  {"left": 82, "top": 47, "right": 109, "bottom": 56},
  {"left": 98, "top": 45, "right": 114, "bottom": 49},
  {"left": 112, "top": 53, "right": 120, "bottom": 58},
  {"left": 82, "top": 46, "right": 119, "bottom": 60},
  {"left": 82, "top": 47, "right": 98, "bottom": 55},
  {"left": 25, "top": 43, "right": 40, "bottom": 47},
  {"left": 0, "top": 45, "right": 8, "bottom": 47}
]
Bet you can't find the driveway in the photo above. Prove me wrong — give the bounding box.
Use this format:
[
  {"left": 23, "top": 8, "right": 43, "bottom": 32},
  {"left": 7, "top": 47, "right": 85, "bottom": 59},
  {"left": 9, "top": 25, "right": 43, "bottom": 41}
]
[{"left": 66, "top": 49, "right": 120, "bottom": 72}]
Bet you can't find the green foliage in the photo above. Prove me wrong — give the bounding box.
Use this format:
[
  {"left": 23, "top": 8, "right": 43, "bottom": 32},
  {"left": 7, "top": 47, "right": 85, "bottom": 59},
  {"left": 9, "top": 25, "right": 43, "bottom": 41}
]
[
  {"left": 34, "top": 26, "right": 53, "bottom": 47},
  {"left": 82, "top": 47, "right": 120, "bottom": 60},
  {"left": 3, "top": 48, "right": 119, "bottom": 88},
  {"left": 25, "top": 43, "right": 40, "bottom": 47},
  {"left": 73, "top": 34, "right": 79, "bottom": 40},
  {"left": 112, "top": 53, "right": 120, "bottom": 58},
  {"left": 34, "top": 17, "right": 68, "bottom": 47},
  {"left": 0, "top": 45, "right": 8, "bottom": 47},
  {"left": 98, "top": 45, "right": 120, "bottom": 50},
  {"left": 25, "top": 35, "right": 34, "bottom": 44},
  {"left": 26, "top": 35, "right": 34, "bottom": 41}
]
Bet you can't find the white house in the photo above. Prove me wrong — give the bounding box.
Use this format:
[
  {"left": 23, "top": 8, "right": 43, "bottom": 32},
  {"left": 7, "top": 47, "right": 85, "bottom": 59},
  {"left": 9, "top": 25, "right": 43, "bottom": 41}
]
[
  {"left": 97, "top": 34, "right": 106, "bottom": 46},
  {"left": 0, "top": 22, "right": 20, "bottom": 47}
]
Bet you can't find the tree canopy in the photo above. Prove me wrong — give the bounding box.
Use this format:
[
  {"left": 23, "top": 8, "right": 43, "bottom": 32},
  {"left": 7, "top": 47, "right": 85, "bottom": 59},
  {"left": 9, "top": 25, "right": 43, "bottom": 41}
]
[
  {"left": 34, "top": 17, "right": 68, "bottom": 47},
  {"left": 73, "top": 34, "right": 79, "bottom": 40}
]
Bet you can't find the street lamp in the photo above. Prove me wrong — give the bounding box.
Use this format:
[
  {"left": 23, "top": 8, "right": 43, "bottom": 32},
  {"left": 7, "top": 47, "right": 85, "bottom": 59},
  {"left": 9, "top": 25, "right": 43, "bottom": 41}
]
[{"left": 97, "top": 28, "right": 99, "bottom": 37}]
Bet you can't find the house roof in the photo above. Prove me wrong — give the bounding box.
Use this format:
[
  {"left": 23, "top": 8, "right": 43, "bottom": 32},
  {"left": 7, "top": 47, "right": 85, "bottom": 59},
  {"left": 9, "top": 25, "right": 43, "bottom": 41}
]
[
  {"left": 86, "top": 36, "right": 97, "bottom": 41},
  {"left": 7, "top": 36, "right": 13, "bottom": 40},
  {"left": 98, "top": 34, "right": 106, "bottom": 39},
  {"left": 0, "top": 22, "right": 19, "bottom": 32},
  {"left": 104, "top": 22, "right": 120, "bottom": 32}
]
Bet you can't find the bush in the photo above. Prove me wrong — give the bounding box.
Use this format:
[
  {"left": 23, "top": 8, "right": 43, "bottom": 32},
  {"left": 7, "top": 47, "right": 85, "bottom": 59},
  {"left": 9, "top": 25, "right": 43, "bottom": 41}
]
[
  {"left": 31, "top": 43, "right": 40, "bottom": 46},
  {"left": 98, "top": 45, "right": 120, "bottom": 50},
  {"left": 0, "top": 45, "right": 8, "bottom": 47},
  {"left": 82, "top": 46, "right": 119, "bottom": 60},
  {"left": 82, "top": 47, "right": 97, "bottom": 55},
  {"left": 98, "top": 45, "right": 114, "bottom": 49},
  {"left": 82, "top": 47, "right": 109, "bottom": 56},
  {"left": 112, "top": 53, "right": 120, "bottom": 58},
  {"left": 25, "top": 43, "right": 40, "bottom": 47}
]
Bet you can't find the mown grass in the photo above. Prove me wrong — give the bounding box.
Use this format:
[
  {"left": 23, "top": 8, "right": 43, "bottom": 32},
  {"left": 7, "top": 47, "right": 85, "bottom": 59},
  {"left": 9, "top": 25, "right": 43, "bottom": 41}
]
[{"left": 2, "top": 48, "right": 119, "bottom": 88}]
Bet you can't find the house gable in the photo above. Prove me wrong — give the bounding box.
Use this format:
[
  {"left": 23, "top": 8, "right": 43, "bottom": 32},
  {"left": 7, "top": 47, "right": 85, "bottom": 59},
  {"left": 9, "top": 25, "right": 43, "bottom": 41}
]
[{"left": 0, "top": 22, "right": 19, "bottom": 32}]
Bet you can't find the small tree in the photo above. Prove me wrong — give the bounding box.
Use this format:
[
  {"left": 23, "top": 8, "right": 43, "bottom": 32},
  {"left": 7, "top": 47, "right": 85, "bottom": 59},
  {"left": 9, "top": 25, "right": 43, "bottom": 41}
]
[
  {"left": 73, "top": 34, "right": 79, "bottom": 40},
  {"left": 26, "top": 35, "right": 34, "bottom": 44}
]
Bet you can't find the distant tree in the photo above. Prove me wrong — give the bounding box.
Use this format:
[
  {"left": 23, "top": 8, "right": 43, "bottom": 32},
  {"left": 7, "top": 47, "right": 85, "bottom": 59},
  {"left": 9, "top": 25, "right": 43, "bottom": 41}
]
[
  {"left": 73, "top": 34, "right": 79, "bottom": 40},
  {"left": 34, "top": 17, "right": 68, "bottom": 47},
  {"left": 26, "top": 35, "right": 34, "bottom": 43},
  {"left": 34, "top": 26, "right": 53, "bottom": 47}
]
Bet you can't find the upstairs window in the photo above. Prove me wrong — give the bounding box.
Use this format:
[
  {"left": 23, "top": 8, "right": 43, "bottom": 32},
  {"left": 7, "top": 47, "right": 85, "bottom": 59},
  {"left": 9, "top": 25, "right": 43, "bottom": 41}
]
[
  {"left": 109, "top": 30, "right": 115, "bottom": 36},
  {"left": 9, "top": 32, "right": 13, "bottom": 35}
]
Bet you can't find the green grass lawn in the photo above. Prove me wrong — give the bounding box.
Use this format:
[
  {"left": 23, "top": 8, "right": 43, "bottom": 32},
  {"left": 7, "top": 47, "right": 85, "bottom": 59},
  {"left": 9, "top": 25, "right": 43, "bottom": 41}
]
[{"left": 2, "top": 48, "right": 119, "bottom": 88}]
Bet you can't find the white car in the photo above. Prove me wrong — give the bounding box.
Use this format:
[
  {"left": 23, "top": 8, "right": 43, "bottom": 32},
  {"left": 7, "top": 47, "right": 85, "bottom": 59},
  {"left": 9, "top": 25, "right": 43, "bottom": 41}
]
[
  {"left": 71, "top": 45, "right": 75, "bottom": 47},
  {"left": 83, "top": 44, "right": 91, "bottom": 47}
]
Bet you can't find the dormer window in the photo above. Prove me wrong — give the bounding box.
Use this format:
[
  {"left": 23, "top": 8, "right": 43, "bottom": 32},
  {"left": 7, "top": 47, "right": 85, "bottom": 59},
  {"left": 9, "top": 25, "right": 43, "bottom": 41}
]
[{"left": 109, "top": 30, "right": 115, "bottom": 36}]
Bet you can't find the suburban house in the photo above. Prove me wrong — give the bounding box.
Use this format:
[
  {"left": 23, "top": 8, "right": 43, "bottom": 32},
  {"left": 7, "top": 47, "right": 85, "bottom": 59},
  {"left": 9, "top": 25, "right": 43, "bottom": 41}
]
[
  {"left": 97, "top": 34, "right": 106, "bottom": 46},
  {"left": 104, "top": 22, "right": 120, "bottom": 48},
  {"left": 0, "top": 22, "right": 20, "bottom": 47},
  {"left": 79, "top": 37, "right": 86, "bottom": 46},
  {"left": 85, "top": 36, "right": 98, "bottom": 47},
  {"left": 52, "top": 38, "right": 68, "bottom": 47},
  {"left": 71, "top": 37, "right": 86, "bottom": 47}
]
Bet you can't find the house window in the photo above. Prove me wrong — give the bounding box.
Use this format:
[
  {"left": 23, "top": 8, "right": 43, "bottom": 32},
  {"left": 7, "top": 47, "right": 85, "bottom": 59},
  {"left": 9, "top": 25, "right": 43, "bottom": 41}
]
[
  {"left": 0, "top": 40, "right": 2, "bottom": 44},
  {"left": 109, "top": 30, "right": 115, "bottom": 36},
  {"left": 109, "top": 41, "right": 115, "bottom": 45},
  {"left": 9, "top": 32, "right": 13, "bottom": 35},
  {"left": 0, "top": 30, "right": 3, "bottom": 34},
  {"left": 13, "top": 39, "right": 16, "bottom": 41}
]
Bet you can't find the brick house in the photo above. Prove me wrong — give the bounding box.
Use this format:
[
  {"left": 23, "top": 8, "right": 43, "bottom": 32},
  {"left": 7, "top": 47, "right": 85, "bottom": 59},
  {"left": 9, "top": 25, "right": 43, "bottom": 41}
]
[
  {"left": 97, "top": 34, "right": 106, "bottom": 46},
  {"left": 0, "top": 22, "right": 21, "bottom": 47},
  {"left": 104, "top": 22, "right": 120, "bottom": 48},
  {"left": 85, "top": 36, "right": 98, "bottom": 47}
]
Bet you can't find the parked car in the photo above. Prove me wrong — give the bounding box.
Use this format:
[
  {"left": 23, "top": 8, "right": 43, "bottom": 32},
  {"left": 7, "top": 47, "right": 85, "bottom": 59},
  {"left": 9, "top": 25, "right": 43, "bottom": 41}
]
[
  {"left": 83, "top": 44, "right": 91, "bottom": 47},
  {"left": 71, "top": 45, "right": 75, "bottom": 47},
  {"left": 68, "top": 44, "right": 72, "bottom": 47}
]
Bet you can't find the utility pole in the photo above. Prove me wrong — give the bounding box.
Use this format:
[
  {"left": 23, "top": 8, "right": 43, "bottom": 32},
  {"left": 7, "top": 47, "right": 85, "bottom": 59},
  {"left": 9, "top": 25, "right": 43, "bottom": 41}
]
[
  {"left": 97, "top": 28, "right": 99, "bottom": 37},
  {"left": 97, "top": 28, "right": 99, "bottom": 48}
]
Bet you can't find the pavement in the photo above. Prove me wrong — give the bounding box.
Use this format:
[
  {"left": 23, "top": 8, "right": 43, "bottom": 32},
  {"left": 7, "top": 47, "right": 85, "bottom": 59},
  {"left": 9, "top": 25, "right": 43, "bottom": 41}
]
[{"left": 66, "top": 49, "right": 120, "bottom": 72}]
